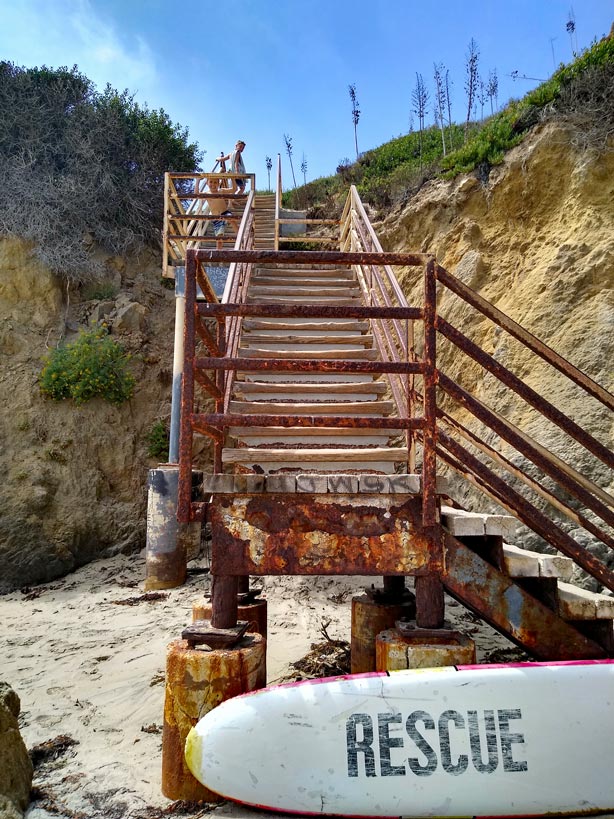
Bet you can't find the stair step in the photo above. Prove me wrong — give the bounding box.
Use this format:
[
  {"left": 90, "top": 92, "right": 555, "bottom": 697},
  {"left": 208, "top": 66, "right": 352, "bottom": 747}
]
[
  {"left": 254, "top": 267, "right": 354, "bottom": 277},
  {"left": 557, "top": 582, "right": 614, "bottom": 620},
  {"left": 441, "top": 506, "right": 517, "bottom": 541},
  {"left": 240, "top": 334, "right": 373, "bottom": 346},
  {"left": 242, "top": 319, "right": 370, "bottom": 332},
  {"left": 237, "top": 372, "right": 379, "bottom": 384},
  {"left": 228, "top": 400, "right": 394, "bottom": 415},
  {"left": 229, "top": 429, "right": 396, "bottom": 446},
  {"left": 221, "top": 446, "right": 407, "bottom": 468},
  {"left": 247, "top": 296, "right": 362, "bottom": 305},
  {"left": 502, "top": 544, "right": 574, "bottom": 580},
  {"left": 233, "top": 380, "right": 386, "bottom": 397},
  {"left": 237, "top": 347, "right": 378, "bottom": 360},
  {"left": 251, "top": 278, "right": 359, "bottom": 287},
  {"left": 249, "top": 287, "right": 360, "bottom": 298}
]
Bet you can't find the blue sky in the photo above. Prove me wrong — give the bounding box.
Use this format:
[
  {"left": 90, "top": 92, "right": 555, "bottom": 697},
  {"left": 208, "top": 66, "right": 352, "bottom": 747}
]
[{"left": 1, "top": 1, "right": 612, "bottom": 187}]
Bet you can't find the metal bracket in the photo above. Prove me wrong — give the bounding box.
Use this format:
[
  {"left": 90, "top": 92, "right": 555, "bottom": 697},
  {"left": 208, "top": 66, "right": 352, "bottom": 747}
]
[{"left": 182, "top": 619, "right": 250, "bottom": 649}]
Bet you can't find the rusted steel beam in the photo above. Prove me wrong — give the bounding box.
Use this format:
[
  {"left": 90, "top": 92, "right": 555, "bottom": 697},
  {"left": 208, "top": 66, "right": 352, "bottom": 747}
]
[
  {"left": 211, "top": 575, "right": 238, "bottom": 629},
  {"left": 209, "top": 495, "right": 431, "bottom": 576},
  {"left": 194, "top": 320, "right": 222, "bottom": 356},
  {"left": 436, "top": 429, "right": 614, "bottom": 593},
  {"left": 195, "top": 267, "right": 219, "bottom": 304},
  {"left": 439, "top": 373, "right": 614, "bottom": 531},
  {"left": 442, "top": 531, "right": 605, "bottom": 660},
  {"left": 422, "top": 257, "right": 438, "bottom": 533},
  {"left": 177, "top": 254, "right": 197, "bottom": 523},
  {"left": 198, "top": 303, "right": 423, "bottom": 320},
  {"left": 437, "top": 318, "right": 614, "bottom": 471},
  {"left": 191, "top": 418, "right": 224, "bottom": 442},
  {"left": 196, "top": 412, "right": 425, "bottom": 430},
  {"left": 415, "top": 574, "right": 445, "bottom": 629},
  {"left": 436, "top": 264, "right": 614, "bottom": 413},
  {"left": 193, "top": 369, "right": 223, "bottom": 400},
  {"left": 437, "top": 412, "right": 614, "bottom": 552},
  {"left": 191, "top": 249, "right": 428, "bottom": 266},
  {"left": 196, "top": 357, "right": 423, "bottom": 375}
]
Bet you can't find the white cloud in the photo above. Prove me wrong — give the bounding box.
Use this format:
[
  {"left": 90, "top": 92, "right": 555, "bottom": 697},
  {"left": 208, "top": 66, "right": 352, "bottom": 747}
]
[{"left": 0, "top": 0, "right": 158, "bottom": 95}]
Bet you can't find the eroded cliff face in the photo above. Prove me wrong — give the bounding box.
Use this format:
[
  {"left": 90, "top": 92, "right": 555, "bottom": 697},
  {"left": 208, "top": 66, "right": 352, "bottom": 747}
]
[
  {"left": 378, "top": 121, "right": 614, "bottom": 560},
  {"left": 0, "top": 240, "right": 181, "bottom": 591}
]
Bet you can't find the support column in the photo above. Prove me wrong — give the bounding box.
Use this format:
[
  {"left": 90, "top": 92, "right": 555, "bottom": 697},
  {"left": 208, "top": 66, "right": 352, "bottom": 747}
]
[
  {"left": 211, "top": 575, "right": 239, "bottom": 629},
  {"left": 145, "top": 466, "right": 200, "bottom": 590},
  {"left": 415, "top": 574, "right": 445, "bottom": 628},
  {"left": 162, "top": 635, "right": 266, "bottom": 801}
]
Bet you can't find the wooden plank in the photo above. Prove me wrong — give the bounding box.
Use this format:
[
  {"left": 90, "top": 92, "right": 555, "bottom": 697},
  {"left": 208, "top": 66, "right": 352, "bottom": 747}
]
[
  {"left": 221, "top": 447, "right": 407, "bottom": 463},
  {"left": 240, "top": 335, "right": 373, "bottom": 346},
  {"left": 232, "top": 380, "right": 386, "bottom": 395},
  {"left": 242, "top": 320, "right": 370, "bottom": 332},
  {"left": 249, "top": 287, "right": 360, "bottom": 297},
  {"left": 502, "top": 544, "right": 573, "bottom": 580},
  {"left": 228, "top": 400, "right": 394, "bottom": 415},
  {"left": 228, "top": 426, "right": 399, "bottom": 438},
  {"left": 237, "top": 347, "right": 378, "bottom": 360},
  {"left": 557, "top": 582, "right": 614, "bottom": 620}
]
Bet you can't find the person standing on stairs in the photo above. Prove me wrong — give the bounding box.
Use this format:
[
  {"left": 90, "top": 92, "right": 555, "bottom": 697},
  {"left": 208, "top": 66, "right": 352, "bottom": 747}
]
[
  {"left": 221, "top": 140, "right": 247, "bottom": 195},
  {"left": 205, "top": 176, "right": 233, "bottom": 249}
]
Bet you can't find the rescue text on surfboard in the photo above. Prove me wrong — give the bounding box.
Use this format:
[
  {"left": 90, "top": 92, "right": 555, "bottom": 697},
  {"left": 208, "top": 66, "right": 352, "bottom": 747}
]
[{"left": 346, "top": 708, "right": 527, "bottom": 778}]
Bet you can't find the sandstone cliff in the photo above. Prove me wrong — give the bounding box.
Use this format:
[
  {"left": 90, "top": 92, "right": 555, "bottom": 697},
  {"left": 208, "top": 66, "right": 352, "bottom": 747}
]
[
  {"left": 378, "top": 120, "right": 614, "bottom": 563},
  {"left": 0, "top": 241, "right": 179, "bottom": 591}
]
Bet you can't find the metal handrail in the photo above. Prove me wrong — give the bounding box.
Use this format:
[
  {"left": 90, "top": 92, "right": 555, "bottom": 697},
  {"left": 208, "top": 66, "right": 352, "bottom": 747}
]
[{"left": 178, "top": 187, "right": 614, "bottom": 599}]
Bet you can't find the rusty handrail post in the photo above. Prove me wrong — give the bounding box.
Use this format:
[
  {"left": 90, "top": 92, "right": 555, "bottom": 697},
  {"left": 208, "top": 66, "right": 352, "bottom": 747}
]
[
  {"left": 416, "top": 255, "right": 443, "bottom": 628},
  {"left": 422, "top": 256, "right": 437, "bottom": 529},
  {"left": 213, "top": 317, "right": 226, "bottom": 474},
  {"left": 178, "top": 250, "right": 198, "bottom": 522}
]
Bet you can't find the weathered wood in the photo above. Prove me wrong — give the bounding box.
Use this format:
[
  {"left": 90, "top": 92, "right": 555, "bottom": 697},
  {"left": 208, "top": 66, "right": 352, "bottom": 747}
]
[
  {"left": 232, "top": 380, "right": 385, "bottom": 395},
  {"left": 557, "top": 582, "right": 614, "bottom": 620},
  {"left": 228, "top": 399, "right": 394, "bottom": 414},
  {"left": 221, "top": 446, "right": 406, "bottom": 463},
  {"left": 237, "top": 347, "right": 378, "bottom": 360}
]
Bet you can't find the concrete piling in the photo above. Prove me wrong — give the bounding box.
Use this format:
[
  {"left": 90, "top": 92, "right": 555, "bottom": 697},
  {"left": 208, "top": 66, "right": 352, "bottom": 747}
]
[
  {"left": 145, "top": 466, "right": 201, "bottom": 590},
  {"left": 375, "top": 627, "right": 476, "bottom": 671},
  {"left": 161, "top": 635, "right": 266, "bottom": 801},
  {"left": 350, "top": 589, "right": 416, "bottom": 673}
]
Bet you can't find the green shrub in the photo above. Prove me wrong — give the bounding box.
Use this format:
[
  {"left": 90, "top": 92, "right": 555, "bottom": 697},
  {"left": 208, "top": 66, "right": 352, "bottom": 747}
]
[
  {"left": 146, "top": 420, "right": 170, "bottom": 460},
  {"left": 83, "top": 281, "right": 118, "bottom": 301},
  {"left": 0, "top": 63, "right": 202, "bottom": 282},
  {"left": 40, "top": 328, "right": 135, "bottom": 405}
]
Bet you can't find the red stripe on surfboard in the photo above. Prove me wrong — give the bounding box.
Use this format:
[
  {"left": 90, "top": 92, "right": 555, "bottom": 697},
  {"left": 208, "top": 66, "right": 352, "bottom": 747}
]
[{"left": 458, "top": 658, "right": 614, "bottom": 671}]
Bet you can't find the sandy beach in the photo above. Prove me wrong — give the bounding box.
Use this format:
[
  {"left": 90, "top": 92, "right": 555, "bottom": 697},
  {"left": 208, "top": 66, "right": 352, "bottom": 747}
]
[{"left": 1, "top": 548, "right": 527, "bottom": 819}]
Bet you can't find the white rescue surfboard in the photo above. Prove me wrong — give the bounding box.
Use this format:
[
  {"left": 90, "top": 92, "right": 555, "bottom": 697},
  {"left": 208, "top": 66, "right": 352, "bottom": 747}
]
[{"left": 185, "top": 660, "right": 614, "bottom": 817}]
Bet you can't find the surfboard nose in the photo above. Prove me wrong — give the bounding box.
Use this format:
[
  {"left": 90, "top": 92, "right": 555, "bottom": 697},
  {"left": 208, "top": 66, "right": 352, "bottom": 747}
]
[{"left": 184, "top": 725, "right": 203, "bottom": 780}]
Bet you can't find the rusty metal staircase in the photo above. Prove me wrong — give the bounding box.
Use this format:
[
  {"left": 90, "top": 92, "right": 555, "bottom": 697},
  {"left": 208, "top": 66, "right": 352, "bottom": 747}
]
[{"left": 170, "top": 176, "right": 614, "bottom": 661}]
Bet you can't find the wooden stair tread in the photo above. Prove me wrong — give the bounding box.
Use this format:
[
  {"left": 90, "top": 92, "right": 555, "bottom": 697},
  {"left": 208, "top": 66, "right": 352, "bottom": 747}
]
[
  {"left": 502, "top": 544, "right": 574, "bottom": 580},
  {"left": 242, "top": 320, "right": 370, "bottom": 332},
  {"left": 222, "top": 446, "right": 407, "bottom": 463},
  {"left": 237, "top": 347, "right": 378, "bottom": 360},
  {"left": 228, "top": 399, "right": 394, "bottom": 414},
  {"left": 228, "top": 426, "right": 399, "bottom": 438},
  {"left": 440, "top": 505, "right": 517, "bottom": 540},
  {"left": 232, "top": 381, "right": 387, "bottom": 395},
  {"left": 557, "top": 582, "right": 614, "bottom": 620},
  {"left": 240, "top": 334, "right": 373, "bottom": 346},
  {"left": 247, "top": 296, "right": 362, "bottom": 305}
]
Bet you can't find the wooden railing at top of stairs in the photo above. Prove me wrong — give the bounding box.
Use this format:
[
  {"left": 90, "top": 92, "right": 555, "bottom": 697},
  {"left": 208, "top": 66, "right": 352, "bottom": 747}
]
[
  {"left": 162, "top": 170, "right": 255, "bottom": 278},
  {"left": 178, "top": 184, "right": 614, "bottom": 598}
]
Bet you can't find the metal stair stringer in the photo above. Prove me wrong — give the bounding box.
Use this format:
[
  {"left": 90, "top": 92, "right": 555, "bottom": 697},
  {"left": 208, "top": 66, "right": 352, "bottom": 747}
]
[{"left": 441, "top": 529, "right": 606, "bottom": 660}]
